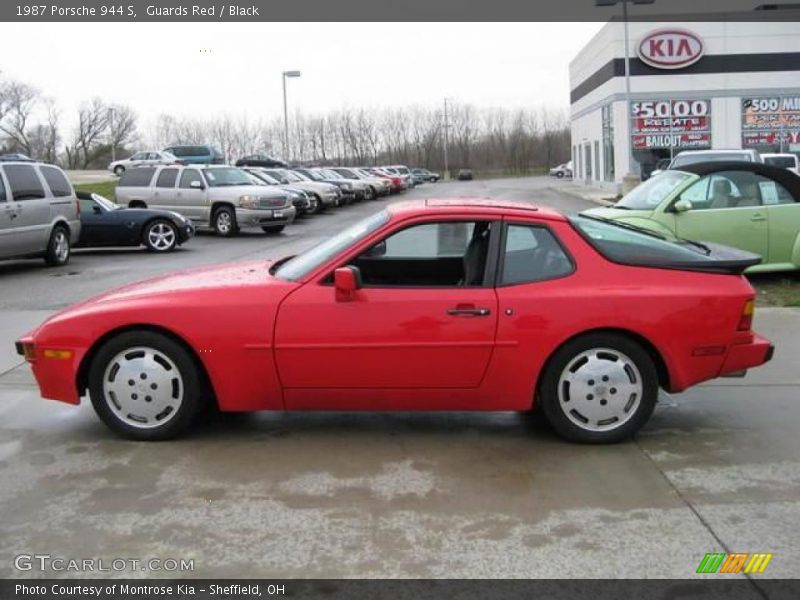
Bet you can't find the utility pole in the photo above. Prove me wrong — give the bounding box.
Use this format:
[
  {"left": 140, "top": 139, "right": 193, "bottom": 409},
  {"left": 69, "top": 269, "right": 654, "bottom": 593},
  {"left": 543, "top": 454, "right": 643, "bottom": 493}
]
[
  {"left": 108, "top": 107, "right": 116, "bottom": 163},
  {"left": 443, "top": 97, "right": 450, "bottom": 181}
]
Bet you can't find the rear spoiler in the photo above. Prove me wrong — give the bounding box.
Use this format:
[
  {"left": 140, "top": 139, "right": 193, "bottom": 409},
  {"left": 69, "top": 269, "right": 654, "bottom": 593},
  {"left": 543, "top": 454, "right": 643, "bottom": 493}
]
[{"left": 658, "top": 242, "right": 762, "bottom": 275}]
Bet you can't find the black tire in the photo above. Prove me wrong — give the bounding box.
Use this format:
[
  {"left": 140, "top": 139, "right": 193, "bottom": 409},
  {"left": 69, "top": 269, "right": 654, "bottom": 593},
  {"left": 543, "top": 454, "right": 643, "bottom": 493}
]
[
  {"left": 143, "top": 219, "right": 178, "bottom": 252},
  {"left": 538, "top": 333, "right": 658, "bottom": 444},
  {"left": 213, "top": 206, "right": 237, "bottom": 237},
  {"left": 367, "top": 186, "right": 377, "bottom": 200},
  {"left": 88, "top": 330, "right": 206, "bottom": 441},
  {"left": 44, "top": 225, "right": 70, "bottom": 266},
  {"left": 556, "top": 171, "right": 564, "bottom": 179},
  {"left": 261, "top": 225, "right": 285, "bottom": 234},
  {"left": 309, "top": 194, "right": 323, "bottom": 214},
  {"left": 430, "top": 177, "right": 437, "bottom": 183},
  {"left": 128, "top": 200, "right": 147, "bottom": 209},
  {"left": 114, "top": 165, "right": 125, "bottom": 177}
]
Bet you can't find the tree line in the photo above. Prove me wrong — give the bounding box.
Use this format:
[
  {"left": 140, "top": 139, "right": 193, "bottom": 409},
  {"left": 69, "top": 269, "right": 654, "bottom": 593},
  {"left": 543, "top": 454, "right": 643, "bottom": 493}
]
[{"left": 1, "top": 73, "right": 571, "bottom": 173}]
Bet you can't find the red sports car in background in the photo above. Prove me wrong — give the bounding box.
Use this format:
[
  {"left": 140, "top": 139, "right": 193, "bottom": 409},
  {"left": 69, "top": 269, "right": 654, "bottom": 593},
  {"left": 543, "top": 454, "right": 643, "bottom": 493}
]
[{"left": 16, "top": 199, "right": 773, "bottom": 443}]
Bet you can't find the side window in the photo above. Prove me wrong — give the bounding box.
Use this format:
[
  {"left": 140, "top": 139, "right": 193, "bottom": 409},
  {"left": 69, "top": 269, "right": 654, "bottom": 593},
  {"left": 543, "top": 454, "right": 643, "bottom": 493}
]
[
  {"left": 179, "top": 169, "right": 203, "bottom": 188},
  {"left": 682, "top": 171, "right": 765, "bottom": 210},
  {"left": 0, "top": 172, "right": 6, "bottom": 202},
  {"left": 40, "top": 166, "right": 72, "bottom": 197},
  {"left": 78, "top": 198, "right": 96, "bottom": 212},
  {"left": 501, "top": 225, "right": 573, "bottom": 285},
  {"left": 679, "top": 177, "right": 710, "bottom": 208},
  {"left": 118, "top": 167, "right": 156, "bottom": 187},
  {"left": 353, "top": 220, "right": 493, "bottom": 287},
  {"left": 754, "top": 175, "right": 795, "bottom": 206},
  {"left": 156, "top": 168, "right": 178, "bottom": 188},
  {"left": 4, "top": 165, "right": 45, "bottom": 200}
]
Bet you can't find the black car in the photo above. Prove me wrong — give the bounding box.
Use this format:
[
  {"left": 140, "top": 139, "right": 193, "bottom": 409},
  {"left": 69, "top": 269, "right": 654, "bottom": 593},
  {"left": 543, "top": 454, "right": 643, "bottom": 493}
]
[
  {"left": 75, "top": 192, "right": 194, "bottom": 253},
  {"left": 457, "top": 169, "right": 474, "bottom": 181},
  {"left": 235, "top": 154, "right": 288, "bottom": 168}
]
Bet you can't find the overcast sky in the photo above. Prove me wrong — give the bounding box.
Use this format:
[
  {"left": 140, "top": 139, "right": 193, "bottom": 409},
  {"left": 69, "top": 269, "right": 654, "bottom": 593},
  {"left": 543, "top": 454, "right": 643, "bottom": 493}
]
[{"left": 0, "top": 22, "right": 603, "bottom": 131}]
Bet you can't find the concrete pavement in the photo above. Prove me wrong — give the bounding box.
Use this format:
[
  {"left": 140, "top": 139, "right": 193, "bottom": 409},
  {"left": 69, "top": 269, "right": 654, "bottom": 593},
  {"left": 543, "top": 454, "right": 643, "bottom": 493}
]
[{"left": 0, "top": 176, "right": 797, "bottom": 581}]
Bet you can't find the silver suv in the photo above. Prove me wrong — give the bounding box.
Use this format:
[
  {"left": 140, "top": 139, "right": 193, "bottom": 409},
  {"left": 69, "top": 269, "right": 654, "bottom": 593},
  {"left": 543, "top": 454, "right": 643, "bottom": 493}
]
[
  {"left": 115, "top": 165, "right": 295, "bottom": 236},
  {"left": 0, "top": 161, "right": 81, "bottom": 266}
]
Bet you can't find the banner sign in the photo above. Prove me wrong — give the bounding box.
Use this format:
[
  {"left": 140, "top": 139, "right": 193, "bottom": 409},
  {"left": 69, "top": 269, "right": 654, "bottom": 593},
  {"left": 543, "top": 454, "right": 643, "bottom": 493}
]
[
  {"left": 631, "top": 100, "right": 711, "bottom": 150},
  {"left": 742, "top": 96, "right": 800, "bottom": 149}
]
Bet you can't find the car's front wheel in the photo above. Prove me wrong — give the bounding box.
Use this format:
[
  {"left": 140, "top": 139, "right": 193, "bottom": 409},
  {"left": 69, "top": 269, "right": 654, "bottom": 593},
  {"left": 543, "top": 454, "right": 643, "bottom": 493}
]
[
  {"left": 538, "top": 333, "right": 658, "bottom": 444},
  {"left": 114, "top": 166, "right": 125, "bottom": 177},
  {"left": 44, "top": 225, "right": 70, "bottom": 266},
  {"left": 556, "top": 171, "right": 564, "bottom": 178},
  {"left": 88, "top": 331, "right": 205, "bottom": 440},
  {"left": 213, "top": 206, "right": 237, "bottom": 237},
  {"left": 143, "top": 219, "right": 178, "bottom": 252}
]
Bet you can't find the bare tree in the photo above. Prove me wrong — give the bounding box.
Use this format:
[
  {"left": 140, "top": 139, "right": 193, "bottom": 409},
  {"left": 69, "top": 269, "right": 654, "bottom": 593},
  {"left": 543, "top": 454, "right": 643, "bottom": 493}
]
[
  {"left": 66, "top": 98, "right": 109, "bottom": 169},
  {"left": 0, "top": 79, "right": 39, "bottom": 156},
  {"left": 107, "top": 103, "right": 138, "bottom": 158}
]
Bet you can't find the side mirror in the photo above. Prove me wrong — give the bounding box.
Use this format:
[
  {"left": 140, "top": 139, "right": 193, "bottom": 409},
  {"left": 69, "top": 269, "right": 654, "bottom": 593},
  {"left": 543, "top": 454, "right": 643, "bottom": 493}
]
[
  {"left": 334, "top": 266, "right": 362, "bottom": 302},
  {"left": 190, "top": 180, "right": 204, "bottom": 190},
  {"left": 673, "top": 198, "right": 692, "bottom": 213},
  {"left": 365, "top": 240, "right": 386, "bottom": 258}
]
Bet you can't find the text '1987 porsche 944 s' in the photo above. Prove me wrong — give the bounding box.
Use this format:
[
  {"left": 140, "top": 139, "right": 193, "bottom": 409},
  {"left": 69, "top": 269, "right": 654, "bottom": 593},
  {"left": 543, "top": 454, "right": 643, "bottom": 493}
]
[{"left": 16, "top": 199, "right": 774, "bottom": 443}]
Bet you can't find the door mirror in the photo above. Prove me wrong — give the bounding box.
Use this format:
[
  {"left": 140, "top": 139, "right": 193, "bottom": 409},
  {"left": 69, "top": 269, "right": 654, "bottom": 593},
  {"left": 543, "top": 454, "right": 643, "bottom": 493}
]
[
  {"left": 673, "top": 198, "right": 693, "bottom": 213},
  {"left": 364, "top": 240, "right": 386, "bottom": 258},
  {"left": 190, "top": 180, "right": 204, "bottom": 190},
  {"left": 334, "top": 266, "right": 362, "bottom": 302}
]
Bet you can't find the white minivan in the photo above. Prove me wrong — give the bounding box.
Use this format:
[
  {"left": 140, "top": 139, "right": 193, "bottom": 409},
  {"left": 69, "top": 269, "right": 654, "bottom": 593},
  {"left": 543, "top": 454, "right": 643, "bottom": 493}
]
[
  {"left": 0, "top": 161, "right": 81, "bottom": 266},
  {"left": 762, "top": 153, "right": 800, "bottom": 175}
]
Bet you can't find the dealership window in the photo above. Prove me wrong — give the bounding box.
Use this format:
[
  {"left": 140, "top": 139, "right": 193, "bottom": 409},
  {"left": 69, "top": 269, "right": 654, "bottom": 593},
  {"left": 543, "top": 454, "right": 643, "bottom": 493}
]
[
  {"left": 602, "top": 104, "right": 615, "bottom": 182},
  {"left": 584, "top": 144, "right": 592, "bottom": 180},
  {"left": 593, "top": 141, "right": 600, "bottom": 181}
]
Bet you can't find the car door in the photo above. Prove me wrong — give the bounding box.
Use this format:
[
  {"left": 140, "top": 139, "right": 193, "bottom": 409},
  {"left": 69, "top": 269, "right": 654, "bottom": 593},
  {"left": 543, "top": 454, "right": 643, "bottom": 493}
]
[
  {"left": 152, "top": 167, "right": 179, "bottom": 211},
  {"left": 2, "top": 164, "right": 51, "bottom": 254},
  {"left": 755, "top": 174, "right": 800, "bottom": 267},
  {"left": 0, "top": 171, "right": 16, "bottom": 258},
  {"left": 274, "top": 218, "right": 500, "bottom": 400},
  {"left": 175, "top": 168, "right": 207, "bottom": 221},
  {"left": 673, "top": 170, "right": 769, "bottom": 259},
  {"left": 77, "top": 196, "right": 106, "bottom": 246},
  {"left": 127, "top": 152, "right": 147, "bottom": 168}
]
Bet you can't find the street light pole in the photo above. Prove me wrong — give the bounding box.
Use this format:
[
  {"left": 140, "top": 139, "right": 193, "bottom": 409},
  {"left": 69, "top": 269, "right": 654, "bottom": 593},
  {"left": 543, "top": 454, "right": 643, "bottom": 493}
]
[
  {"left": 622, "top": 0, "right": 635, "bottom": 175},
  {"left": 282, "top": 70, "right": 301, "bottom": 162}
]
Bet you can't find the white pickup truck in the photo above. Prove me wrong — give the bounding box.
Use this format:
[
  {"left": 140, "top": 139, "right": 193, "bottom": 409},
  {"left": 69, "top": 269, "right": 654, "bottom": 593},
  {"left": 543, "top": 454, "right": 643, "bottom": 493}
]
[{"left": 115, "top": 165, "right": 295, "bottom": 236}]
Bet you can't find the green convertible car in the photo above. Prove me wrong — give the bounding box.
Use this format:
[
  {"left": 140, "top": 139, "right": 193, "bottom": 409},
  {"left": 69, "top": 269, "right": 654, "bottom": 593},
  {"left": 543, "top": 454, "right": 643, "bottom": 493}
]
[{"left": 584, "top": 162, "right": 800, "bottom": 273}]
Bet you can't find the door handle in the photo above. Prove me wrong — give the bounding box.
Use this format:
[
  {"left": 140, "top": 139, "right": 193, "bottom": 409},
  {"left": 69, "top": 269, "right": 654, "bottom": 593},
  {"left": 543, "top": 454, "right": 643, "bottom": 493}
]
[
  {"left": 447, "top": 307, "right": 491, "bottom": 317},
  {"left": 751, "top": 214, "right": 766, "bottom": 222}
]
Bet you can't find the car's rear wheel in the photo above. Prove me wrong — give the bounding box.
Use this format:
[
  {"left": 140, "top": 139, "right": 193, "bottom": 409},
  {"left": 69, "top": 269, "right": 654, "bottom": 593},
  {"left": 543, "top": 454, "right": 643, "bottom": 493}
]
[
  {"left": 114, "top": 166, "right": 125, "bottom": 177},
  {"left": 88, "top": 331, "right": 204, "bottom": 440},
  {"left": 261, "top": 225, "right": 285, "bottom": 234},
  {"left": 556, "top": 171, "right": 564, "bottom": 178},
  {"left": 213, "top": 206, "right": 237, "bottom": 237},
  {"left": 539, "top": 333, "right": 658, "bottom": 444},
  {"left": 365, "top": 186, "right": 376, "bottom": 201},
  {"left": 44, "top": 225, "right": 70, "bottom": 266},
  {"left": 143, "top": 219, "right": 178, "bottom": 252}
]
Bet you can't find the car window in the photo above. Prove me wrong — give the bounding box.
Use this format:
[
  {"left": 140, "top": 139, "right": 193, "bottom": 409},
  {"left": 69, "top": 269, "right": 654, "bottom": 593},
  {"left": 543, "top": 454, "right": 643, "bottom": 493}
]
[
  {"left": 501, "top": 225, "right": 573, "bottom": 285},
  {"left": 179, "top": 169, "right": 204, "bottom": 188},
  {"left": 79, "top": 198, "right": 97, "bottom": 212},
  {"left": 679, "top": 171, "right": 764, "bottom": 210},
  {"left": 130, "top": 152, "right": 146, "bottom": 160},
  {"left": 118, "top": 167, "right": 156, "bottom": 187},
  {"left": 40, "top": 166, "right": 72, "bottom": 197},
  {"left": 571, "top": 215, "right": 718, "bottom": 268},
  {"left": 4, "top": 164, "right": 46, "bottom": 200},
  {"left": 203, "top": 167, "right": 250, "bottom": 187},
  {"left": 0, "top": 173, "right": 6, "bottom": 202},
  {"left": 353, "top": 220, "right": 494, "bottom": 287},
  {"left": 756, "top": 175, "right": 795, "bottom": 205},
  {"left": 156, "top": 168, "right": 179, "bottom": 188}
]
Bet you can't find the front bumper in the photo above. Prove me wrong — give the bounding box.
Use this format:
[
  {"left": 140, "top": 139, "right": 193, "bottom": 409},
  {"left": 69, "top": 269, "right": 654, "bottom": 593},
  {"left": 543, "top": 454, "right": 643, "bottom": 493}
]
[
  {"left": 177, "top": 222, "right": 195, "bottom": 243},
  {"left": 235, "top": 206, "right": 297, "bottom": 227},
  {"left": 718, "top": 334, "right": 774, "bottom": 377}
]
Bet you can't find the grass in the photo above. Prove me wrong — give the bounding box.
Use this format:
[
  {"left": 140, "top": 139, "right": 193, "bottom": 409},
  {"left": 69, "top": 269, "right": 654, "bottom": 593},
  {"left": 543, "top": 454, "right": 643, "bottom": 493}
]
[
  {"left": 74, "top": 180, "right": 118, "bottom": 202},
  {"left": 749, "top": 273, "right": 800, "bottom": 307}
]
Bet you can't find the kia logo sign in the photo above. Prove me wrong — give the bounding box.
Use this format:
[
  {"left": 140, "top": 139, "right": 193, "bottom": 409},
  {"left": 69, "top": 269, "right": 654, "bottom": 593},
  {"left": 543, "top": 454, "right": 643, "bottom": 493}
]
[{"left": 638, "top": 29, "right": 704, "bottom": 70}]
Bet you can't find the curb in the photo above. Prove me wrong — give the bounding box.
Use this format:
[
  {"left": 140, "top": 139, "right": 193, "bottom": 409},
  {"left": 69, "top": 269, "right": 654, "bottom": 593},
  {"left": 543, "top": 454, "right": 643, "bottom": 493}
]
[{"left": 550, "top": 186, "right": 617, "bottom": 207}]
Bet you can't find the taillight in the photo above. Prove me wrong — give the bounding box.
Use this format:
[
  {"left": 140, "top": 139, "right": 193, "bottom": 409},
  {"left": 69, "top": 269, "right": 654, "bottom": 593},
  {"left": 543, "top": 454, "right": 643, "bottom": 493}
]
[{"left": 738, "top": 299, "right": 755, "bottom": 331}]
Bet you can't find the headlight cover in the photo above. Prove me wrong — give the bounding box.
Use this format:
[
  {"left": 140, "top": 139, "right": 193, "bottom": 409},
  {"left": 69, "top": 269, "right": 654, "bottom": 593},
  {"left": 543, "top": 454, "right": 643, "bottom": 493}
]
[{"left": 239, "top": 195, "right": 258, "bottom": 209}]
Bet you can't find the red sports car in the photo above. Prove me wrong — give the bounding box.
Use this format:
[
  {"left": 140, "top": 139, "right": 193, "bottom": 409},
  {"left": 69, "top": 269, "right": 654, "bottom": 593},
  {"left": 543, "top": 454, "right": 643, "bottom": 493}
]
[{"left": 16, "top": 199, "right": 774, "bottom": 443}]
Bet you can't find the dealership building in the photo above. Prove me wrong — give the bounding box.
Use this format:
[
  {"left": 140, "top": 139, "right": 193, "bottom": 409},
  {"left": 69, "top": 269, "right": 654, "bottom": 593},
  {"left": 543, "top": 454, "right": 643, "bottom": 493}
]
[{"left": 569, "top": 19, "right": 800, "bottom": 188}]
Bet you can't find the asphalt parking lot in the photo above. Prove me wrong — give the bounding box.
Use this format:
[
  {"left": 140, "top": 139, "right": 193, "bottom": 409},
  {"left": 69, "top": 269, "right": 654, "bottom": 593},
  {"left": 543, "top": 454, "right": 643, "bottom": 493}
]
[{"left": 0, "top": 176, "right": 798, "bottom": 581}]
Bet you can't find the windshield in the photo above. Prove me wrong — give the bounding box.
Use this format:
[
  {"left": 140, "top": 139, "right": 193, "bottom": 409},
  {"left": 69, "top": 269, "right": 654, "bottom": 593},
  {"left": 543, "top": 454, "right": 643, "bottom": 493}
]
[
  {"left": 335, "top": 168, "right": 357, "bottom": 178},
  {"left": 764, "top": 156, "right": 797, "bottom": 169},
  {"left": 672, "top": 152, "right": 750, "bottom": 168},
  {"left": 615, "top": 171, "right": 692, "bottom": 210},
  {"left": 283, "top": 170, "right": 306, "bottom": 183},
  {"left": 251, "top": 170, "right": 280, "bottom": 185},
  {"left": 323, "top": 169, "right": 344, "bottom": 179},
  {"left": 203, "top": 167, "right": 252, "bottom": 187},
  {"left": 297, "top": 169, "right": 322, "bottom": 181},
  {"left": 275, "top": 210, "right": 391, "bottom": 281},
  {"left": 92, "top": 193, "right": 119, "bottom": 210}
]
